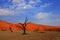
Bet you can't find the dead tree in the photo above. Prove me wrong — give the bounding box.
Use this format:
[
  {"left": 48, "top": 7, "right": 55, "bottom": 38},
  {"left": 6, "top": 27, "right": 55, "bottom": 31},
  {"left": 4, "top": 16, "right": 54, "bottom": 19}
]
[
  {"left": 23, "top": 17, "right": 28, "bottom": 35},
  {"left": 17, "top": 17, "right": 29, "bottom": 35}
]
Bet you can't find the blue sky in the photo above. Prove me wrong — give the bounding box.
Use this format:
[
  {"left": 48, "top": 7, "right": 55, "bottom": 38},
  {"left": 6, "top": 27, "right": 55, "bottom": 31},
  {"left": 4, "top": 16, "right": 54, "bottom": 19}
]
[{"left": 0, "top": 0, "right": 60, "bottom": 26}]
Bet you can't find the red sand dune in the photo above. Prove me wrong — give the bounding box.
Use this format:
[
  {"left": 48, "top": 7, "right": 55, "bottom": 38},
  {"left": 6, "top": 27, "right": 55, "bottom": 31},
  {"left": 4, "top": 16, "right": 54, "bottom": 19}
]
[
  {"left": 26, "top": 22, "right": 60, "bottom": 31},
  {"left": 0, "top": 20, "right": 60, "bottom": 31}
]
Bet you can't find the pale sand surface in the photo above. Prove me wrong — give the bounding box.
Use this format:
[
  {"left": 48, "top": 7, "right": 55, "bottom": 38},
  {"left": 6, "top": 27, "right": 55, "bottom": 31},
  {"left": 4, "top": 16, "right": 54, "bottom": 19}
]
[{"left": 0, "top": 31, "right": 60, "bottom": 40}]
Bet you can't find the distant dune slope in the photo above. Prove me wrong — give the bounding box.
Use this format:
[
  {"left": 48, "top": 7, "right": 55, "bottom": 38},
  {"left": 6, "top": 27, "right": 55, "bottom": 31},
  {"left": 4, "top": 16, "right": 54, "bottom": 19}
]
[{"left": 0, "top": 20, "right": 60, "bottom": 31}]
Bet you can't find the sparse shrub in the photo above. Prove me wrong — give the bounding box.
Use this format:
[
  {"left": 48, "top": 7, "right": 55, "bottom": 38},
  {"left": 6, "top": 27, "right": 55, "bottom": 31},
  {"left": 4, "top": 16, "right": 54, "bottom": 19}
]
[{"left": 9, "top": 27, "right": 13, "bottom": 32}]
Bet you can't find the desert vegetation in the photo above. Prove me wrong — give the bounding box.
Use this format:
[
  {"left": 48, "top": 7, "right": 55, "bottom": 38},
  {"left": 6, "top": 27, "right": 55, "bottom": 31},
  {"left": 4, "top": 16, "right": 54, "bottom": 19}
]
[
  {"left": 16, "top": 17, "right": 29, "bottom": 35},
  {"left": 9, "top": 27, "right": 13, "bottom": 32}
]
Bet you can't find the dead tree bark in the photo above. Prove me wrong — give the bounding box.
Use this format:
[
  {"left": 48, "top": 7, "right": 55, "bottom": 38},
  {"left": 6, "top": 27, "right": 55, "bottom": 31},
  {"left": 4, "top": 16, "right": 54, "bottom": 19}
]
[
  {"left": 22, "top": 17, "right": 28, "bottom": 35},
  {"left": 9, "top": 27, "right": 13, "bottom": 32},
  {"left": 17, "top": 17, "right": 29, "bottom": 35}
]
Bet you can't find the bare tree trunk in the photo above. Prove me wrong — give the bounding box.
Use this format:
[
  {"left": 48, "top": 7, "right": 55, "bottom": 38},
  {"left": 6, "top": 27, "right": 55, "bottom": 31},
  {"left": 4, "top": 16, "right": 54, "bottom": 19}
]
[
  {"left": 23, "top": 27, "right": 26, "bottom": 35},
  {"left": 22, "top": 17, "right": 28, "bottom": 35},
  {"left": 9, "top": 27, "right": 13, "bottom": 32},
  {"left": 17, "top": 16, "right": 29, "bottom": 35}
]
